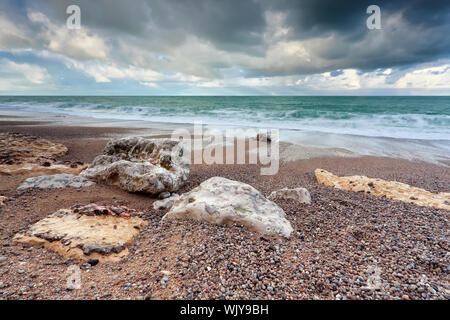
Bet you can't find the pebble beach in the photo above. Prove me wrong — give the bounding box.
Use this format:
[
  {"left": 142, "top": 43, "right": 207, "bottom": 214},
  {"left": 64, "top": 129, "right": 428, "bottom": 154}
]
[{"left": 0, "top": 117, "right": 448, "bottom": 300}]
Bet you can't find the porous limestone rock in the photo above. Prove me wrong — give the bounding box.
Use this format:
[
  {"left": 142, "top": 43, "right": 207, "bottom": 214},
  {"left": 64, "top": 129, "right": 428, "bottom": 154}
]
[
  {"left": 162, "top": 177, "right": 293, "bottom": 237},
  {"left": 153, "top": 194, "right": 180, "bottom": 210},
  {"left": 268, "top": 187, "right": 311, "bottom": 204},
  {"left": 315, "top": 168, "right": 450, "bottom": 210},
  {"left": 0, "top": 132, "right": 87, "bottom": 177},
  {"left": 13, "top": 208, "right": 147, "bottom": 262},
  {"left": 17, "top": 173, "right": 95, "bottom": 190},
  {"left": 81, "top": 137, "right": 189, "bottom": 194}
]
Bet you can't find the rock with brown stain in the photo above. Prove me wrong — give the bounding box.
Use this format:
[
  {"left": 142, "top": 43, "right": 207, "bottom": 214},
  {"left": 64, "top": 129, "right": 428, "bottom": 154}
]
[
  {"left": 81, "top": 137, "right": 189, "bottom": 194},
  {"left": 315, "top": 168, "right": 450, "bottom": 210},
  {"left": 13, "top": 207, "right": 147, "bottom": 263}
]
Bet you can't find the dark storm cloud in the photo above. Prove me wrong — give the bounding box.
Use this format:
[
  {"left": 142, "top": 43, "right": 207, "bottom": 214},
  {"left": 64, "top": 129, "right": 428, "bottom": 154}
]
[
  {"left": 3, "top": 0, "right": 450, "bottom": 76},
  {"left": 148, "top": 0, "right": 266, "bottom": 52},
  {"left": 265, "top": 0, "right": 450, "bottom": 37},
  {"left": 36, "top": 0, "right": 266, "bottom": 52},
  {"left": 255, "top": 0, "right": 450, "bottom": 73}
]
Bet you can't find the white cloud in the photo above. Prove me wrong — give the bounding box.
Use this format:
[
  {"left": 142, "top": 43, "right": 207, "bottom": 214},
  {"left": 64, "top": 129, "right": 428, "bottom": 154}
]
[
  {"left": 27, "top": 11, "right": 109, "bottom": 60},
  {"left": 395, "top": 65, "right": 450, "bottom": 89},
  {"left": 0, "top": 58, "right": 50, "bottom": 90},
  {"left": 140, "top": 81, "right": 159, "bottom": 88},
  {"left": 66, "top": 59, "right": 164, "bottom": 83}
]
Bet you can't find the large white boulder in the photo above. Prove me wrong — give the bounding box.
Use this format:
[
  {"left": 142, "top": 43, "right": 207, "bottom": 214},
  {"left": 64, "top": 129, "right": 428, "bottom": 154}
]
[
  {"left": 162, "top": 177, "right": 293, "bottom": 237},
  {"left": 81, "top": 137, "right": 189, "bottom": 194}
]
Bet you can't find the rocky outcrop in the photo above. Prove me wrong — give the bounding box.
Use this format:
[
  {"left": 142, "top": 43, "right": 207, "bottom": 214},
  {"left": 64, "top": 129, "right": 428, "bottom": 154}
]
[
  {"left": 0, "top": 132, "right": 68, "bottom": 160},
  {"left": 81, "top": 137, "right": 189, "bottom": 194},
  {"left": 315, "top": 168, "right": 450, "bottom": 210},
  {"left": 17, "top": 173, "right": 95, "bottom": 190},
  {"left": 0, "top": 132, "right": 87, "bottom": 177},
  {"left": 153, "top": 194, "right": 180, "bottom": 210},
  {"left": 268, "top": 187, "right": 311, "bottom": 204},
  {"left": 162, "top": 177, "right": 293, "bottom": 237},
  {"left": 13, "top": 206, "right": 147, "bottom": 262}
]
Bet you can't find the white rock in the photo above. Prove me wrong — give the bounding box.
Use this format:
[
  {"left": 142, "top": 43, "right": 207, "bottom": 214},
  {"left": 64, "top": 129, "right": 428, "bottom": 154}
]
[
  {"left": 153, "top": 194, "right": 180, "bottom": 210},
  {"left": 17, "top": 174, "right": 94, "bottom": 190},
  {"left": 81, "top": 137, "right": 189, "bottom": 194},
  {"left": 162, "top": 177, "right": 293, "bottom": 237},
  {"left": 268, "top": 187, "right": 311, "bottom": 204}
]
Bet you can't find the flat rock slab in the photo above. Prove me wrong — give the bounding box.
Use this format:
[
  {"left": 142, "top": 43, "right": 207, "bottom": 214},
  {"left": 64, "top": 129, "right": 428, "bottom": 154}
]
[
  {"left": 13, "top": 208, "right": 148, "bottom": 262},
  {"left": 81, "top": 137, "right": 189, "bottom": 194},
  {"left": 0, "top": 132, "right": 68, "bottom": 160},
  {"left": 0, "top": 163, "right": 88, "bottom": 177},
  {"left": 315, "top": 168, "right": 450, "bottom": 210},
  {"left": 17, "top": 173, "right": 95, "bottom": 190},
  {"left": 162, "top": 176, "right": 293, "bottom": 237},
  {"left": 0, "top": 132, "right": 87, "bottom": 177}
]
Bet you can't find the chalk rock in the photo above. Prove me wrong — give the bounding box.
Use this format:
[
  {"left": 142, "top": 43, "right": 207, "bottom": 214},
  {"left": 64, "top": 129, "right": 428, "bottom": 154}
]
[
  {"left": 315, "top": 168, "right": 450, "bottom": 210},
  {"left": 162, "top": 177, "right": 293, "bottom": 237},
  {"left": 13, "top": 207, "right": 147, "bottom": 262},
  {"left": 17, "top": 173, "right": 94, "bottom": 190},
  {"left": 81, "top": 137, "right": 189, "bottom": 194},
  {"left": 0, "top": 132, "right": 87, "bottom": 177},
  {"left": 153, "top": 194, "right": 180, "bottom": 210},
  {"left": 268, "top": 187, "right": 311, "bottom": 204}
]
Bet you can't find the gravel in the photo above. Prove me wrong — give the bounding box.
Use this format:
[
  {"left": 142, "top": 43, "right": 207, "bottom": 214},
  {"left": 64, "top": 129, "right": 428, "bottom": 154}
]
[{"left": 0, "top": 145, "right": 448, "bottom": 300}]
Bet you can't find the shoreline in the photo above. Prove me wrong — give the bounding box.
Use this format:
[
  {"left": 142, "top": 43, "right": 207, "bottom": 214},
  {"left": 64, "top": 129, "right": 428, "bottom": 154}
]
[{"left": 1, "top": 110, "right": 449, "bottom": 166}]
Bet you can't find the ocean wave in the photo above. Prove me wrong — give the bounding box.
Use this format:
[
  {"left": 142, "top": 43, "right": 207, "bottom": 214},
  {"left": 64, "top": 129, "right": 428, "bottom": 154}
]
[{"left": 1, "top": 98, "right": 449, "bottom": 141}]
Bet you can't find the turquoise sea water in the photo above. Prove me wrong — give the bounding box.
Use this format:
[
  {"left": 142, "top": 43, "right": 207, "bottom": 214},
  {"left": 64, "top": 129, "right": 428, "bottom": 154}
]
[
  {"left": 0, "top": 96, "right": 449, "bottom": 141},
  {"left": 1, "top": 96, "right": 449, "bottom": 164}
]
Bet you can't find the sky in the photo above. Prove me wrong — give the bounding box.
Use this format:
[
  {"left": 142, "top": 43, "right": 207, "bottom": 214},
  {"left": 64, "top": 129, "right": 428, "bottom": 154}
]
[{"left": 0, "top": 0, "right": 449, "bottom": 95}]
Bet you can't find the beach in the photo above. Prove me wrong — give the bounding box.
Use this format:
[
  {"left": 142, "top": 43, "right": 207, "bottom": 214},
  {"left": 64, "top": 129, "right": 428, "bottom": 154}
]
[{"left": 0, "top": 111, "right": 449, "bottom": 300}]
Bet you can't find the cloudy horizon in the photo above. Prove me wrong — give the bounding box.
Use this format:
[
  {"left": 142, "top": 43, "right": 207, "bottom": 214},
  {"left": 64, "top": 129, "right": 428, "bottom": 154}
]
[{"left": 0, "top": 0, "right": 449, "bottom": 95}]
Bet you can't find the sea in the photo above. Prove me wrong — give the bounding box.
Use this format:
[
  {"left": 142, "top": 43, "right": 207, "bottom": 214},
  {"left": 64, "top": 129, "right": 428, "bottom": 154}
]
[{"left": 1, "top": 96, "right": 449, "bottom": 164}]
